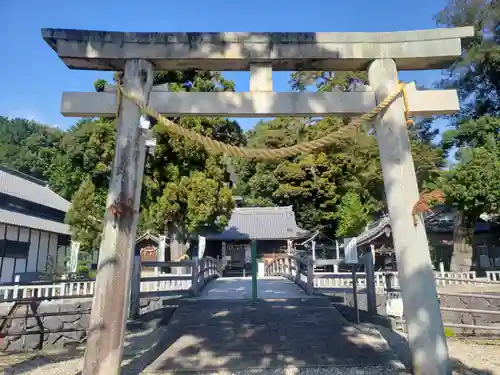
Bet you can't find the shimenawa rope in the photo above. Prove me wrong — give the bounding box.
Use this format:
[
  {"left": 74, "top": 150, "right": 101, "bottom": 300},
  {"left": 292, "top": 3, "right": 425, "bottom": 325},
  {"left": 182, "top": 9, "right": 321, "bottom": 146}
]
[{"left": 115, "top": 82, "right": 412, "bottom": 160}]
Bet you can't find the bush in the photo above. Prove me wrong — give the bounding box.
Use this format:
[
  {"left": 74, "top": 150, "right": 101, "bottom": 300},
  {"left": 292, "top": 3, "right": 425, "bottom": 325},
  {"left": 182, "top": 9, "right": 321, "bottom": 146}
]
[{"left": 444, "top": 327, "right": 456, "bottom": 337}]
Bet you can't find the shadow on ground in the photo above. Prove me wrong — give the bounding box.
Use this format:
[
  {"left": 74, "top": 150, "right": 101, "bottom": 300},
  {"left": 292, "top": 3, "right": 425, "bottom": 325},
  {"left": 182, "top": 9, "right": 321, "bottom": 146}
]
[{"left": 143, "top": 298, "right": 405, "bottom": 373}]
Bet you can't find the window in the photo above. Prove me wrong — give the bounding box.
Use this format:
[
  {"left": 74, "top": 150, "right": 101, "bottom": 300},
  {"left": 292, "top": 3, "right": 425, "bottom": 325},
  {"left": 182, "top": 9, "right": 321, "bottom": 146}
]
[{"left": 0, "top": 239, "right": 29, "bottom": 258}]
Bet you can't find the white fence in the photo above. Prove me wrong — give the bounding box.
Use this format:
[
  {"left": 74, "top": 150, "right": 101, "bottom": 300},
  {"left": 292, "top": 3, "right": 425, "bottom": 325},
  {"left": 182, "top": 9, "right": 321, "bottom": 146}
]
[
  {"left": 313, "top": 270, "right": 486, "bottom": 290},
  {"left": 0, "top": 275, "right": 193, "bottom": 302},
  {"left": 0, "top": 279, "right": 96, "bottom": 301},
  {"left": 139, "top": 273, "right": 192, "bottom": 293},
  {"left": 487, "top": 271, "right": 500, "bottom": 281},
  {"left": 2, "top": 262, "right": 499, "bottom": 302},
  {"left": 0, "top": 256, "right": 222, "bottom": 302}
]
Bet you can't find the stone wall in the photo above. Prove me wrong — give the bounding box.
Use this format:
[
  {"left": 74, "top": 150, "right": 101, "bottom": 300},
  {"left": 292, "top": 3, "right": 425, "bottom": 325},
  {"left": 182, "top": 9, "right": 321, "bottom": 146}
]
[
  {"left": 140, "top": 296, "right": 172, "bottom": 315},
  {"left": 325, "top": 285, "right": 500, "bottom": 336},
  {"left": 0, "top": 300, "right": 91, "bottom": 351},
  {"left": 438, "top": 288, "right": 500, "bottom": 336},
  {"left": 0, "top": 296, "right": 176, "bottom": 352}
]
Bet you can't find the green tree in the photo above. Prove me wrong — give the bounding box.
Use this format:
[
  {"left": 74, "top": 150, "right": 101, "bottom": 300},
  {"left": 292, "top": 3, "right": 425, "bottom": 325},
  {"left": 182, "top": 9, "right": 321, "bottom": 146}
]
[
  {"left": 0, "top": 116, "right": 64, "bottom": 181},
  {"left": 439, "top": 115, "right": 499, "bottom": 266},
  {"left": 442, "top": 115, "right": 500, "bottom": 154},
  {"left": 234, "top": 72, "right": 445, "bottom": 236},
  {"left": 65, "top": 178, "right": 105, "bottom": 254},
  {"left": 434, "top": 1, "right": 500, "bottom": 269},
  {"left": 441, "top": 141, "right": 500, "bottom": 270},
  {"left": 335, "top": 191, "right": 374, "bottom": 238},
  {"left": 233, "top": 114, "right": 384, "bottom": 235},
  {"left": 435, "top": 0, "right": 500, "bottom": 120},
  {"left": 134, "top": 71, "right": 242, "bottom": 259}
]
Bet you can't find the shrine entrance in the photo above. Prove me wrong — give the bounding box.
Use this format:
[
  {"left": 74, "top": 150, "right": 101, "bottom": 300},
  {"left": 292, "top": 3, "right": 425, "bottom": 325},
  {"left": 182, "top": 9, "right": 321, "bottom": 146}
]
[{"left": 43, "top": 26, "right": 474, "bottom": 375}]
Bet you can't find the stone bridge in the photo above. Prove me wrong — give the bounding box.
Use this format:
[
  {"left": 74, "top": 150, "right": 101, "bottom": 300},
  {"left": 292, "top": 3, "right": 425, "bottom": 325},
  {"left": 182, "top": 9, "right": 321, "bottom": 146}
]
[{"left": 138, "top": 275, "right": 407, "bottom": 374}]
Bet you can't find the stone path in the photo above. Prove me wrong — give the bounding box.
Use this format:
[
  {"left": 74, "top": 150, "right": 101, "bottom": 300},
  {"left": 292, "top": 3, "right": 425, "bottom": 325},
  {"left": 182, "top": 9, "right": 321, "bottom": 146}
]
[
  {"left": 198, "top": 277, "right": 310, "bottom": 300},
  {"left": 143, "top": 296, "right": 405, "bottom": 373}
]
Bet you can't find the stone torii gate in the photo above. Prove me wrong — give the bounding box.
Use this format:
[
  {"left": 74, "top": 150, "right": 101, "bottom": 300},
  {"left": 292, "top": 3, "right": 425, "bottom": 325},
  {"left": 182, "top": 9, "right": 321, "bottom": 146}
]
[{"left": 43, "top": 27, "right": 473, "bottom": 375}]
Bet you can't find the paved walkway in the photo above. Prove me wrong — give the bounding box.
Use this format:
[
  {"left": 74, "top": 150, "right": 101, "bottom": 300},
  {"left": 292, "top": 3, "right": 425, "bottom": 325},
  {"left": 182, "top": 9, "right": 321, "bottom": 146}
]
[
  {"left": 199, "top": 276, "right": 310, "bottom": 300},
  {"left": 143, "top": 278, "right": 405, "bottom": 373}
]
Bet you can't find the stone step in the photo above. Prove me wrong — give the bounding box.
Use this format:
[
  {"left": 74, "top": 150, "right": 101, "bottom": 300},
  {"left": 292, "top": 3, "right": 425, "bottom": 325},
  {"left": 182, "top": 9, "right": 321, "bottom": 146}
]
[{"left": 142, "top": 299, "right": 407, "bottom": 373}]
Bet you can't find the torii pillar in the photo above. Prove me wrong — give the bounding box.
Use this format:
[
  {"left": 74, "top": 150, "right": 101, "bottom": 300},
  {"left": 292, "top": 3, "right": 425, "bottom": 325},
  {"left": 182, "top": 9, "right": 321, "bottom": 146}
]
[
  {"left": 85, "top": 59, "right": 153, "bottom": 375},
  {"left": 369, "top": 59, "right": 450, "bottom": 374}
]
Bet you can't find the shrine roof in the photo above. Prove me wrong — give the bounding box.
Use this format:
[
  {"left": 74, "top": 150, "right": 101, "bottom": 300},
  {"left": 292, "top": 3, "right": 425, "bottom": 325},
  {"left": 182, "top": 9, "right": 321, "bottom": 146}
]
[{"left": 204, "top": 206, "right": 310, "bottom": 241}]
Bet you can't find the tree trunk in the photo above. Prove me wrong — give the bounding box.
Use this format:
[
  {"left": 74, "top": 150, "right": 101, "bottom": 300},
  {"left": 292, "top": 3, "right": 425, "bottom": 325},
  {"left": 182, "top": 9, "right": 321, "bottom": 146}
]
[{"left": 451, "top": 210, "right": 473, "bottom": 272}]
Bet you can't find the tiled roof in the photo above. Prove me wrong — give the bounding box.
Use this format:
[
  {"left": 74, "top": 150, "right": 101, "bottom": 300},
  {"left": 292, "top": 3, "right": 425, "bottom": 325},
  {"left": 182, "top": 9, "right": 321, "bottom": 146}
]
[
  {"left": 0, "top": 208, "right": 70, "bottom": 235},
  {"left": 0, "top": 166, "right": 70, "bottom": 212},
  {"left": 135, "top": 231, "right": 163, "bottom": 244},
  {"left": 355, "top": 207, "right": 455, "bottom": 246},
  {"left": 204, "top": 206, "right": 310, "bottom": 241},
  {"left": 355, "top": 215, "right": 391, "bottom": 247}
]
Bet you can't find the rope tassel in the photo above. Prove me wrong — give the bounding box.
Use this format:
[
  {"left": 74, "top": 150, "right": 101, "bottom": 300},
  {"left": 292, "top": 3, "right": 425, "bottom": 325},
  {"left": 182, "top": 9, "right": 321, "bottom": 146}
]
[{"left": 400, "top": 81, "right": 414, "bottom": 127}]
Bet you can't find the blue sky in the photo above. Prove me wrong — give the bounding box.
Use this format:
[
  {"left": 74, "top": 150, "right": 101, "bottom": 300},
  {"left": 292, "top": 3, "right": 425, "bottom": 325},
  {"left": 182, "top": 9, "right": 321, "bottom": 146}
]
[{"left": 0, "top": 0, "right": 449, "bottom": 132}]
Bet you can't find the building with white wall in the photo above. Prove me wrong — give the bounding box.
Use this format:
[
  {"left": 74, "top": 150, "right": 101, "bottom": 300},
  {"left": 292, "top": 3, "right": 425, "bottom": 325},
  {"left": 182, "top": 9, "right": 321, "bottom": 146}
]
[{"left": 0, "top": 166, "right": 71, "bottom": 282}]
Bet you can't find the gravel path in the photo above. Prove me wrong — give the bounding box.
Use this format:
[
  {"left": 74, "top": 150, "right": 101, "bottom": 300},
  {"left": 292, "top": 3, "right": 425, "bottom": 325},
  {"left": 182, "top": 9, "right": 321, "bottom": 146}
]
[{"left": 358, "top": 323, "right": 500, "bottom": 375}]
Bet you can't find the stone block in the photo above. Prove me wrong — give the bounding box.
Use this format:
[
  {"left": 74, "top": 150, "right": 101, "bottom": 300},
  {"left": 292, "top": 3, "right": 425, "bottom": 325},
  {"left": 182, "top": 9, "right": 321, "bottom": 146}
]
[
  {"left": 59, "top": 304, "right": 81, "bottom": 323},
  {"left": 53, "top": 335, "right": 81, "bottom": 349},
  {"left": 8, "top": 318, "right": 26, "bottom": 335},
  {"left": 25, "top": 317, "right": 41, "bottom": 329},
  {"left": 46, "top": 332, "right": 62, "bottom": 345},
  {"left": 61, "top": 324, "right": 86, "bottom": 341},
  {"left": 43, "top": 316, "right": 63, "bottom": 331},
  {"left": 80, "top": 301, "right": 92, "bottom": 311},
  {"left": 6, "top": 338, "right": 24, "bottom": 351},
  {"left": 140, "top": 298, "right": 153, "bottom": 308},
  {"left": 59, "top": 314, "right": 80, "bottom": 323},
  {"left": 23, "top": 333, "right": 43, "bottom": 350},
  {"left": 38, "top": 302, "right": 59, "bottom": 315},
  {"left": 79, "top": 312, "right": 90, "bottom": 329}
]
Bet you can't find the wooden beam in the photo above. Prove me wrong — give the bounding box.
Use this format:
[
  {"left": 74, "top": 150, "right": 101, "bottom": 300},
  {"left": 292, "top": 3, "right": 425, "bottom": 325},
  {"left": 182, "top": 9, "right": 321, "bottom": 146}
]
[
  {"left": 60, "top": 87, "right": 459, "bottom": 118},
  {"left": 42, "top": 27, "right": 474, "bottom": 71}
]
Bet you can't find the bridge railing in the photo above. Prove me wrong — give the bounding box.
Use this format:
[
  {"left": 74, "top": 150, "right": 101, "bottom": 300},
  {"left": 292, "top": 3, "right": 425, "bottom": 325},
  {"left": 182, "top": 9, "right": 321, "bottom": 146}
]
[
  {"left": 265, "top": 256, "right": 500, "bottom": 295},
  {"left": 265, "top": 255, "right": 314, "bottom": 294},
  {"left": 0, "top": 256, "right": 224, "bottom": 305},
  {"left": 138, "top": 257, "right": 222, "bottom": 295}
]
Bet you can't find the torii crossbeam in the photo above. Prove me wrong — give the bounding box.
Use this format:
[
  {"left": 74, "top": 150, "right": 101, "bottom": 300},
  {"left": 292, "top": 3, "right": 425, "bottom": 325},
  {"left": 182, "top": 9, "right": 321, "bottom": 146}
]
[{"left": 43, "top": 26, "right": 474, "bottom": 375}]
